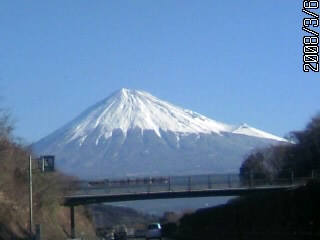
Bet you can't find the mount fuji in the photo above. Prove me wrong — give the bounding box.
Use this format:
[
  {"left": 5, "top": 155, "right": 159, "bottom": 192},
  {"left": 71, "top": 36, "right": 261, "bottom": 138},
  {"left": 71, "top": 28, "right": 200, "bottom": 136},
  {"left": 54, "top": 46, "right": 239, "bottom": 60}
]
[{"left": 34, "top": 88, "right": 285, "bottom": 179}]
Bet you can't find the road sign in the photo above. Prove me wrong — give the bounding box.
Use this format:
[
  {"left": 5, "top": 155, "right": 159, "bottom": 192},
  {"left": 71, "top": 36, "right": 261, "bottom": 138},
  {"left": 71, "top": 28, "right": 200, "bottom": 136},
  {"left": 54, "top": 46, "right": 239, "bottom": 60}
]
[{"left": 38, "top": 155, "right": 55, "bottom": 172}]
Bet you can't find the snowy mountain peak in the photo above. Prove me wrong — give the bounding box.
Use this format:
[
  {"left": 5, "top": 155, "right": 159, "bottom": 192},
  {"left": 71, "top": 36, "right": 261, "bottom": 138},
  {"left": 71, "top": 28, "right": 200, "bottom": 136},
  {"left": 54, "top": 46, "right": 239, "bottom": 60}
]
[
  {"left": 44, "top": 88, "right": 285, "bottom": 148},
  {"left": 64, "top": 88, "right": 234, "bottom": 143}
]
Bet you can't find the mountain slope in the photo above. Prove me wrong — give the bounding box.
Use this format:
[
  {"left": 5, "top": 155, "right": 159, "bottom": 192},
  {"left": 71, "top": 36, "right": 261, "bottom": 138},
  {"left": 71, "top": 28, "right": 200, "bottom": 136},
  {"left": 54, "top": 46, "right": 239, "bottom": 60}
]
[{"left": 34, "top": 88, "right": 286, "bottom": 179}]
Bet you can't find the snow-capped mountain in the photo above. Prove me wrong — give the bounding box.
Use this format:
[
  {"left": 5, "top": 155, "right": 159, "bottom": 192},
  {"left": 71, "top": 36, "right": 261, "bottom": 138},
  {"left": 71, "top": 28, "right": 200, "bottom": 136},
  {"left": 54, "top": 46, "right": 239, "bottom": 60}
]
[{"left": 34, "top": 88, "right": 286, "bottom": 179}]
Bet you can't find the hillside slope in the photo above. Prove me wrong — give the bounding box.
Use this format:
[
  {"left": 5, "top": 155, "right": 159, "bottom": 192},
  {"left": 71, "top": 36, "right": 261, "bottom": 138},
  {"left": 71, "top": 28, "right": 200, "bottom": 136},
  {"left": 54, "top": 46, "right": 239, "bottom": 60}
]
[{"left": 0, "top": 123, "right": 96, "bottom": 239}]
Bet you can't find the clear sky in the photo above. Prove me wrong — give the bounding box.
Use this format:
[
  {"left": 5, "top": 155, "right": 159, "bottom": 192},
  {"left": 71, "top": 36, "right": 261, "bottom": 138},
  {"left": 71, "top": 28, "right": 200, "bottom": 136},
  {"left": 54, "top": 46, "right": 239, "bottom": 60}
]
[{"left": 0, "top": 1, "right": 319, "bottom": 143}]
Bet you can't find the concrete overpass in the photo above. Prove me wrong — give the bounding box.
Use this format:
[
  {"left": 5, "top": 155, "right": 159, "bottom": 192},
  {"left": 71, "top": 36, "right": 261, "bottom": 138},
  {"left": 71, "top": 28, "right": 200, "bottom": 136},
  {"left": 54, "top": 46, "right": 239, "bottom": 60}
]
[{"left": 62, "top": 173, "right": 309, "bottom": 238}]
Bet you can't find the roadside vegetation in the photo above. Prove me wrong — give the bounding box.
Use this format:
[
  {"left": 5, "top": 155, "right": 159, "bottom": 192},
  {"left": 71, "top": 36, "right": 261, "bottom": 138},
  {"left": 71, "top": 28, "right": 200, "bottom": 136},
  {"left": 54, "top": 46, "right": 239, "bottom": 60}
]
[{"left": 0, "top": 109, "right": 96, "bottom": 239}]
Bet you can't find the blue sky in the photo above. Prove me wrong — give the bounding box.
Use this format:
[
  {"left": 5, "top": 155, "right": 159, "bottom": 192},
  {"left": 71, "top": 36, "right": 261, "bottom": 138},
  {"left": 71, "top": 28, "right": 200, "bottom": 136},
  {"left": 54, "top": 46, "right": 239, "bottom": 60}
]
[{"left": 0, "top": 1, "right": 319, "bottom": 143}]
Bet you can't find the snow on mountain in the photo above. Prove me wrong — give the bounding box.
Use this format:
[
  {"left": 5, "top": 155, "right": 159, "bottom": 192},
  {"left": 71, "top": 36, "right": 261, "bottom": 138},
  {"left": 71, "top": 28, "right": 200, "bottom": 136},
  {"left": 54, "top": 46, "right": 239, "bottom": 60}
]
[
  {"left": 34, "top": 88, "right": 286, "bottom": 179},
  {"left": 64, "top": 88, "right": 231, "bottom": 143},
  {"left": 50, "top": 88, "right": 284, "bottom": 145},
  {"left": 231, "top": 123, "right": 285, "bottom": 142}
]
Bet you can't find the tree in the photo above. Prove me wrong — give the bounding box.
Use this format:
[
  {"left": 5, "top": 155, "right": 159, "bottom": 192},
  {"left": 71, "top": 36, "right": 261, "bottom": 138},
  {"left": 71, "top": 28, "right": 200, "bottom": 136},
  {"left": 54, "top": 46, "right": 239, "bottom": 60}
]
[
  {"left": 240, "top": 151, "right": 271, "bottom": 181},
  {"left": 0, "top": 108, "right": 14, "bottom": 140},
  {"left": 280, "top": 113, "right": 320, "bottom": 177}
]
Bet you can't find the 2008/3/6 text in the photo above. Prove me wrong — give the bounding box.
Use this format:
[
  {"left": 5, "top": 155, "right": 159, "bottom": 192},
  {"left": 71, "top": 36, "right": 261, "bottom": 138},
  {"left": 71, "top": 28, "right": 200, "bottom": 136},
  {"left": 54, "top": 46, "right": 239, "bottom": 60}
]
[{"left": 302, "top": 0, "right": 319, "bottom": 72}]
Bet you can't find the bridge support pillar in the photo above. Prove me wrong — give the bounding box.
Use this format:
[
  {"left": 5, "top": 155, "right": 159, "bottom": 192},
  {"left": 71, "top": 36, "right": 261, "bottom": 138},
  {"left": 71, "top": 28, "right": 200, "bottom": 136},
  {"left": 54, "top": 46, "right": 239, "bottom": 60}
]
[
  {"left": 70, "top": 206, "right": 75, "bottom": 239},
  {"left": 291, "top": 170, "right": 294, "bottom": 185}
]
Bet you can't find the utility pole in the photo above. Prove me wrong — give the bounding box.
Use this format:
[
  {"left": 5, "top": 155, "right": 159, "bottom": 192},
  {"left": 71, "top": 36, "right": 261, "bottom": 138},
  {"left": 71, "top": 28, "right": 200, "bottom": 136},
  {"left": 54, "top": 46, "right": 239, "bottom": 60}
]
[
  {"left": 29, "top": 155, "right": 33, "bottom": 240},
  {"left": 28, "top": 155, "right": 55, "bottom": 240}
]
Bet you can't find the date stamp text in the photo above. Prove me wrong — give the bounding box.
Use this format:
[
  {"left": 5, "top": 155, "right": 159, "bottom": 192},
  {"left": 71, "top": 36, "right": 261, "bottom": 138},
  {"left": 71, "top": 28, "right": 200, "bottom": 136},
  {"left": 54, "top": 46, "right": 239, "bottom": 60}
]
[{"left": 302, "top": 0, "right": 319, "bottom": 72}]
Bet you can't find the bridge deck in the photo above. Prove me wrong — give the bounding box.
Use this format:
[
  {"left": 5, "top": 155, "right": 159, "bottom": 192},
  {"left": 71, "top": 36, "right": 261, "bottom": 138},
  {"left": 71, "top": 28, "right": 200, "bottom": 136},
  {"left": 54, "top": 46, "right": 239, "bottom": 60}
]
[{"left": 63, "top": 174, "right": 309, "bottom": 206}]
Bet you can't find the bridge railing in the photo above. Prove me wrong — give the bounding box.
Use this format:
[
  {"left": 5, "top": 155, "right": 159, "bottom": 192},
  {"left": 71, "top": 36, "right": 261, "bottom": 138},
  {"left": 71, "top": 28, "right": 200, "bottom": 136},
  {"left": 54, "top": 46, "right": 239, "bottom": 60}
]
[{"left": 63, "top": 173, "right": 310, "bottom": 197}]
